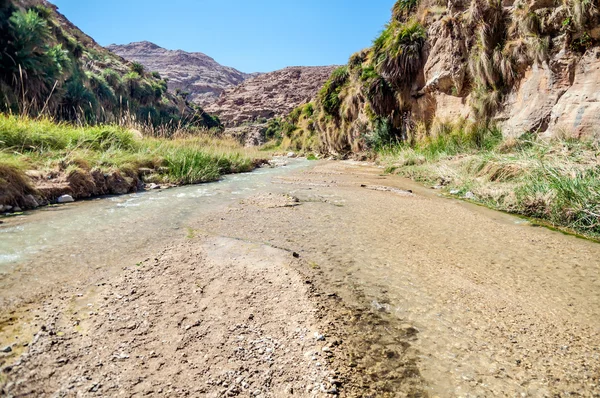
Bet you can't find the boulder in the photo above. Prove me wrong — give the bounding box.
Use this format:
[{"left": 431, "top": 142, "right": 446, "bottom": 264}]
[
  {"left": 57, "top": 195, "right": 75, "bottom": 203},
  {"left": 23, "top": 194, "right": 39, "bottom": 209}
]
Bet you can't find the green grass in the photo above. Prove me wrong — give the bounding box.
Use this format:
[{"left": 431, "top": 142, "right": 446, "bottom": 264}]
[
  {"left": 0, "top": 115, "right": 265, "bottom": 206},
  {"left": 379, "top": 122, "right": 600, "bottom": 239}
]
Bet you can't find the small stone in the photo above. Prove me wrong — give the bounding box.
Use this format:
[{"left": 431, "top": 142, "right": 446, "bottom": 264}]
[
  {"left": 449, "top": 189, "right": 460, "bottom": 195},
  {"left": 1, "top": 346, "right": 12, "bottom": 353},
  {"left": 464, "top": 191, "right": 476, "bottom": 200},
  {"left": 57, "top": 195, "right": 75, "bottom": 204},
  {"left": 314, "top": 332, "right": 325, "bottom": 341},
  {"left": 13, "top": 207, "right": 22, "bottom": 212},
  {"left": 287, "top": 152, "right": 296, "bottom": 158},
  {"left": 147, "top": 183, "right": 161, "bottom": 190}
]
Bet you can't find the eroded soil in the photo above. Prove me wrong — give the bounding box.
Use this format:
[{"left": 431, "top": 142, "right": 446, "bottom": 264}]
[{"left": 1, "top": 161, "right": 600, "bottom": 397}]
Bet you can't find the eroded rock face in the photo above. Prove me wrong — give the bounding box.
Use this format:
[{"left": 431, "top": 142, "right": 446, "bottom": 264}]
[
  {"left": 107, "top": 41, "right": 255, "bottom": 106},
  {"left": 502, "top": 59, "right": 574, "bottom": 136},
  {"left": 413, "top": 2, "right": 600, "bottom": 140},
  {"left": 547, "top": 48, "right": 600, "bottom": 139},
  {"left": 206, "top": 66, "right": 338, "bottom": 127}
]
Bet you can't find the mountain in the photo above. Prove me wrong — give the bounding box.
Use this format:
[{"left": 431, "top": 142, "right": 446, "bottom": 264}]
[
  {"left": 0, "top": 0, "right": 219, "bottom": 129},
  {"left": 107, "top": 41, "right": 256, "bottom": 107},
  {"left": 205, "top": 66, "right": 337, "bottom": 127}
]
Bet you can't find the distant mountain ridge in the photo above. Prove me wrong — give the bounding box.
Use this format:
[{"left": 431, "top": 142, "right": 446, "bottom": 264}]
[
  {"left": 206, "top": 66, "right": 338, "bottom": 127},
  {"left": 108, "top": 41, "right": 256, "bottom": 106}
]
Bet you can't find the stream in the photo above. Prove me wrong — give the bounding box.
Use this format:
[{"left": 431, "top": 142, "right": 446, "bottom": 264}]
[
  {"left": 1, "top": 159, "right": 600, "bottom": 396},
  {"left": 0, "top": 159, "right": 311, "bottom": 301}
]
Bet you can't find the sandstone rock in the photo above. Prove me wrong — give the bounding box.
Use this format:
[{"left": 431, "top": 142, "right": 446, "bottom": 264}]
[
  {"left": 423, "top": 19, "right": 468, "bottom": 96},
  {"left": 546, "top": 48, "right": 600, "bottom": 139},
  {"left": 57, "top": 195, "right": 75, "bottom": 203},
  {"left": 108, "top": 41, "right": 255, "bottom": 107},
  {"left": 225, "top": 124, "right": 268, "bottom": 147},
  {"left": 206, "top": 66, "right": 337, "bottom": 127},
  {"left": 503, "top": 60, "right": 573, "bottom": 136}
]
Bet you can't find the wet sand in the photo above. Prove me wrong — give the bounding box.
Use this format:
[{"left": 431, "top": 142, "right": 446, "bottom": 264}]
[{"left": 1, "top": 161, "right": 600, "bottom": 396}]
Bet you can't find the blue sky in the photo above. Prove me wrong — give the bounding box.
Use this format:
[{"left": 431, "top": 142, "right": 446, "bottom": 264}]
[{"left": 49, "top": 0, "right": 394, "bottom": 73}]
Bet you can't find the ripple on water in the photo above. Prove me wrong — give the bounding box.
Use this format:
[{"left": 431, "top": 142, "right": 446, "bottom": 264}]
[
  {"left": 0, "top": 253, "right": 21, "bottom": 264},
  {"left": 0, "top": 225, "right": 25, "bottom": 233}
]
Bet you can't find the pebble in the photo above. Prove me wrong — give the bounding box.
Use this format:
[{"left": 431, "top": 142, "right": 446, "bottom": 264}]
[
  {"left": 464, "top": 191, "right": 476, "bottom": 200},
  {"left": 314, "top": 332, "right": 325, "bottom": 341},
  {"left": 57, "top": 195, "right": 75, "bottom": 204},
  {"left": 1, "top": 345, "right": 12, "bottom": 353}
]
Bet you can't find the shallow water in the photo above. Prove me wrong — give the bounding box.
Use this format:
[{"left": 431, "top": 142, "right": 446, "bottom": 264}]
[{"left": 0, "top": 159, "right": 311, "bottom": 294}]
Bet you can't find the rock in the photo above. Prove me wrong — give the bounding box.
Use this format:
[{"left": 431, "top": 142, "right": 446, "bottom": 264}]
[
  {"left": 1, "top": 345, "right": 12, "bottom": 353},
  {"left": 138, "top": 167, "right": 153, "bottom": 176},
  {"left": 23, "top": 194, "right": 39, "bottom": 209},
  {"left": 13, "top": 207, "right": 22, "bottom": 212},
  {"left": 108, "top": 41, "right": 253, "bottom": 107},
  {"left": 147, "top": 183, "right": 161, "bottom": 190},
  {"left": 287, "top": 152, "right": 296, "bottom": 158},
  {"left": 57, "top": 195, "right": 75, "bottom": 203},
  {"left": 547, "top": 48, "right": 600, "bottom": 139},
  {"left": 206, "top": 66, "right": 338, "bottom": 128},
  {"left": 314, "top": 332, "right": 325, "bottom": 341},
  {"left": 464, "top": 192, "right": 476, "bottom": 200},
  {"left": 449, "top": 189, "right": 461, "bottom": 195},
  {"left": 503, "top": 61, "right": 572, "bottom": 136},
  {"left": 225, "top": 124, "right": 268, "bottom": 147}
]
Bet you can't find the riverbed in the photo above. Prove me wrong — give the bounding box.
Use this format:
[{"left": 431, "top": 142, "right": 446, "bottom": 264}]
[{"left": 1, "top": 160, "right": 599, "bottom": 397}]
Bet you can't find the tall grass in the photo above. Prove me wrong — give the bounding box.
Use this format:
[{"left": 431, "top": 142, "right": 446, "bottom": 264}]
[
  {"left": 380, "top": 122, "right": 600, "bottom": 238},
  {"left": 0, "top": 115, "right": 264, "bottom": 206}
]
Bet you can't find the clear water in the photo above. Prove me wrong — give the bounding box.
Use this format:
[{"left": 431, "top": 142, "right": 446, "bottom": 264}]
[{"left": 0, "top": 159, "right": 311, "bottom": 277}]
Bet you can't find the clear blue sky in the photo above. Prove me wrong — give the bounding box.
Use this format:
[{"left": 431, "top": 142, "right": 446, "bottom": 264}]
[{"left": 49, "top": 0, "right": 394, "bottom": 73}]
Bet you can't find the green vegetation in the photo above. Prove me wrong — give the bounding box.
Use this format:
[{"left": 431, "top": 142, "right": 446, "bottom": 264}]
[
  {"left": 0, "top": 1, "right": 221, "bottom": 131},
  {"left": 379, "top": 120, "right": 600, "bottom": 239},
  {"left": 0, "top": 115, "right": 263, "bottom": 207}
]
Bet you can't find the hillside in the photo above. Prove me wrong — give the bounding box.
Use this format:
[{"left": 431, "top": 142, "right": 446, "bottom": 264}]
[
  {"left": 108, "top": 41, "right": 256, "bottom": 107},
  {"left": 281, "top": 0, "right": 600, "bottom": 155},
  {"left": 205, "top": 66, "right": 337, "bottom": 127},
  {"left": 0, "top": 0, "right": 220, "bottom": 129}
]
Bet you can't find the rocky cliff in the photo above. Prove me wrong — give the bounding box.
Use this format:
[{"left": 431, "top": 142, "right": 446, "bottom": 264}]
[
  {"left": 108, "top": 41, "right": 255, "bottom": 106},
  {"left": 205, "top": 66, "right": 338, "bottom": 127},
  {"left": 286, "top": 0, "right": 600, "bottom": 155}
]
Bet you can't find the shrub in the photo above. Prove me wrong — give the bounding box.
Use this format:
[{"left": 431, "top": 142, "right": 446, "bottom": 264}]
[
  {"left": 373, "top": 19, "right": 426, "bottom": 90},
  {"left": 102, "top": 69, "right": 123, "bottom": 91},
  {"left": 60, "top": 78, "right": 97, "bottom": 121},
  {"left": 318, "top": 67, "right": 349, "bottom": 116},
  {"left": 131, "top": 62, "right": 145, "bottom": 75}
]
